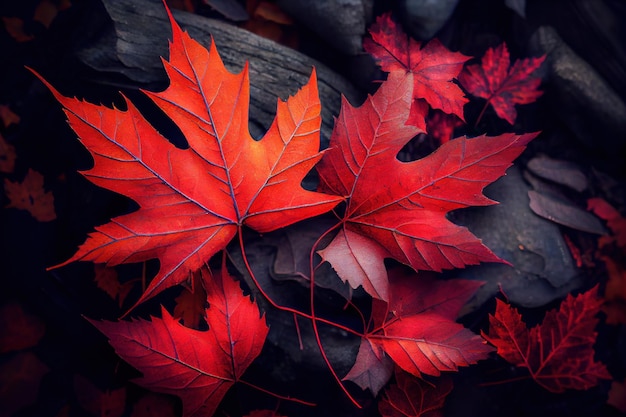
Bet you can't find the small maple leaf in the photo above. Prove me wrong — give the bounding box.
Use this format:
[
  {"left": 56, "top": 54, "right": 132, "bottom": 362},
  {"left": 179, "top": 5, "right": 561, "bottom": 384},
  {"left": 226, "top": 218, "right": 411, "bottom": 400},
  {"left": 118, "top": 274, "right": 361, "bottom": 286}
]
[
  {"left": 36, "top": 6, "right": 341, "bottom": 306},
  {"left": 0, "top": 301, "right": 46, "bottom": 354},
  {"left": 458, "top": 42, "right": 545, "bottom": 125},
  {"left": 317, "top": 70, "right": 537, "bottom": 301},
  {"left": 90, "top": 267, "right": 269, "bottom": 417},
  {"left": 0, "top": 105, "right": 21, "bottom": 127},
  {"left": 0, "top": 133, "right": 17, "bottom": 173},
  {"left": 588, "top": 197, "right": 626, "bottom": 249},
  {"left": 4, "top": 168, "right": 56, "bottom": 222},
  {"left": 93, "top": 265, "right": 135, "bottom": 308},
  {"left": 483, "top": 286, "right": 611, "bottom": 392},
  {"left": 378, "top": 369, "right": 453, "bottom": 417},
  {"left": 345, "top": 269, "right": 492, "bottom": 391},
  {"left": 608, "top": 379, "right": 626, "bottom": 414},
  {"left": 1, "top": 17, "right": 34, "bottom": 42},
  {"left": 364, "top": 12, "right": 470, "bottom": 122}
]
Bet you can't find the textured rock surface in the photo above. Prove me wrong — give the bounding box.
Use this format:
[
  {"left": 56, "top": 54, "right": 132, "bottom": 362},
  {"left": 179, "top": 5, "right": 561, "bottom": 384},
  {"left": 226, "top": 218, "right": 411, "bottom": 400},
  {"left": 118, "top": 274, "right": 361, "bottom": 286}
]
[
  {"left": 397, "top": 0, "right": 460, "bottom": 40},
  {"left": 449, "top": 165, "right": 583, "bottom": 309},
  {"left": 78, "top": 0, "right": 361, "bottom": 145},
  {"left": 276, "top": 0, "right": 373, "bottom": 55}
]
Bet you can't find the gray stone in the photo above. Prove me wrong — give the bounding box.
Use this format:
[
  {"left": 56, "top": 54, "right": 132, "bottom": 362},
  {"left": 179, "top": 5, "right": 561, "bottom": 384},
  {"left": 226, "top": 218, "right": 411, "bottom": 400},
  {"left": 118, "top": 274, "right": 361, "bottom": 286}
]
[
  {"left": 529, "top": 26, "right": 626, "bottom": 158},
  {"left": 77, "top": 0, "right": 361, "bottom": 146},
  {"left": 449, "top": 165, "right": 584, "bottom": 310},
  {"left": 276, "top": 0, "right": 373, "bottom": 55},
  {"left": 397, "top": 0, "right": 460, "bottom": 40}
]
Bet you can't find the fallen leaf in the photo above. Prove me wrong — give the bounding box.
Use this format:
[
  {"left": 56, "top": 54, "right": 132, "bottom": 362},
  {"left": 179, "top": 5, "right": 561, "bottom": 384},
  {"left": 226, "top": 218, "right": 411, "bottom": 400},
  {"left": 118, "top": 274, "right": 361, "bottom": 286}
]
[
  {"left": 1, "top": 17, "right": 34, "bottom": 42},
  {"left": 252, "top": 1, "right": 293, "bottom": 25},
  {"left": 598, "top": 255, "right": 626, "bottom": 324},
  {"left": 0, "top": 104, "right": 21, "bottom": 127},
  {"left": 317, "top": 70, "right": 536, "bottom": 301},
  {"left": 528, "top": 190, "right": 606, "bottom": 235},
  {"left": 588, "top": 197, "right": 626, "bottom": 249},
  {"left": 345, "top": 269, "right": 492, "bottom": 391},
  {"left": 526, "top": 154, "right": 588, "bottom": 192},
  {"left": 343, "top": 339, "right": 394, "bottom": 396},
  {"left": 378, "top": 369, "right": 453, "bottom": 417},
  {"left": 93, "top": 264, "right": 135, "bottom": 307},
  {"left": 37, "top": 7, "right": 341, "bottom": 306},
  {"left": 73, "top": 374, "right": 126, "bottom": 417},
  {"left": 0, "top": 352, "right": 49, "bottom": 416},
  {"left": 4, "top": 168, "right": 56, "bottom": 222},
  {"left": 89, "top": 266, "right": 269, "bottom": 417},
  {"left": 458, "top": 43, "right": 545, "bottom": 125},
  {"left": 33, "top": 0, "right": 59, "bottom": 28},
  {"left": 483, "top": 286, "right": 611, "bottom": 392},
  {"left": 0, "top": 133, "right": 17, "bottom": 173},
  {"left": 608, "top": 379, "right": 626, "bottom": 414},
  {"left": 364, "top": 12, "right": 470, "bottom": 121},
  {"left": 0, "top": 301, "right": 46, "bottom": 353}
]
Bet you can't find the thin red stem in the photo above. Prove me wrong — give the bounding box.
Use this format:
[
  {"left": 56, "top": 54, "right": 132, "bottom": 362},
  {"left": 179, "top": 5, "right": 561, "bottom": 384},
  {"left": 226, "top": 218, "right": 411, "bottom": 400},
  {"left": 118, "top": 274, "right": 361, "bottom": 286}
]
[
  {"left": 239, "top": 379, "right": 316, "bottom": 406},
  {"left": 308, "top": 223, "right": 362, "bottom": 409},
  {"left": 474, "top": 99, "right": 492, "bottom": 128},
  {"left": 235, "top": 227, "right": 362, "bottom": 337}
]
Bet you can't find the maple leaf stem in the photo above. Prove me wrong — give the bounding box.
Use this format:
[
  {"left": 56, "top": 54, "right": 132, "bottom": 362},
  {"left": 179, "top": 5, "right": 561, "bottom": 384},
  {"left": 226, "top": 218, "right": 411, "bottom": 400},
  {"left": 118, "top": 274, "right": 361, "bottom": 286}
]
[
  {"left": 238, "top": 379, "right": 317, "bottom": 406},
  {"left": 309, "top": 222, "right": 362, "bottom": 409},
  {"left": 474, "top": 99, "right": 491, "bottom": 128},
  {"left": 478, "top": 374, "right": 533, "bottom": 387},
  {"left": 235, "top": 227, "right": 361, "bottom": 337}
]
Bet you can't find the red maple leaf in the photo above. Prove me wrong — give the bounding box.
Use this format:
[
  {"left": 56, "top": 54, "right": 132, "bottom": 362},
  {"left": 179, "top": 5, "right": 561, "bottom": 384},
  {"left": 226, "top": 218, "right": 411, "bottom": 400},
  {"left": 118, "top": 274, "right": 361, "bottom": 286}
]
[
  {"left": 483, "top": 286, "right": 611, "bottom": 392},
  {"left": 458, "top": 42, "right": 545, "bottom": 125},
  {"left": 588, "top": 197, "right": 626, "bottom": 249},
  {"left": 344, "top": 269, "right": 492, "bottom": 392},
  {"left": 378, "top": 369, "right": 453, "bottom": 417},
  {"left": 364, "top": 12, "right": 470, "bottom": 123},
  {"left": 89, "top": 266, "right": 269, "bottom": 417},
  {"left": 317, "top": 70, "right": 537, "bottom": 301},
  {"left": 36, "top": 7, "right": 341, "bottom": 306}
]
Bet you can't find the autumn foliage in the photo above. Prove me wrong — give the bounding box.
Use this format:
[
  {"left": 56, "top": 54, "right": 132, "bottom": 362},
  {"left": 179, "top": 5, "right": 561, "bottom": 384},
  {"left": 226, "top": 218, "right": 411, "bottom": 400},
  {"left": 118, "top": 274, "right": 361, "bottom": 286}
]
[{"left": 21, "top": 4, "right": 617, "bottom": 417}]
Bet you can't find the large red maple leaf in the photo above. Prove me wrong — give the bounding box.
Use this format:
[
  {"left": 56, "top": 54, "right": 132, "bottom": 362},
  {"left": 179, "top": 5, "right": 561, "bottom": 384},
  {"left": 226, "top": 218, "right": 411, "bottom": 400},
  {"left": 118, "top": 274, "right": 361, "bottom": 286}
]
[
  {"left": 458, "top": 42, "right": 545, "bottom": 125},
  {"left": 483, "top": 286, "right": 611, "bottom": 392},
  {"left": 90, "top": 267, "right": 269, "bottom": 417},
  {"left": 364, "top": 12, "right": 470, "bottom": 122},
  {"left": 343, "top": 269, "right": 492, "bottom": 393},
  {"left": 36, "top": 8, "right": 341, "bottom": 305},
  {"left": 317, "top": 70, "right": 538, "bottom": 301}
]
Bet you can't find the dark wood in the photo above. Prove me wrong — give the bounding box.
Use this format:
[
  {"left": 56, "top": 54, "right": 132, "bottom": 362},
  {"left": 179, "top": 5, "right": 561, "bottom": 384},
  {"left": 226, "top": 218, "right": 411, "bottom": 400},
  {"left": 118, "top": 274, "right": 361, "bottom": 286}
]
[{"left": 78, "top": 0, "right": 362, "bottom": 144}]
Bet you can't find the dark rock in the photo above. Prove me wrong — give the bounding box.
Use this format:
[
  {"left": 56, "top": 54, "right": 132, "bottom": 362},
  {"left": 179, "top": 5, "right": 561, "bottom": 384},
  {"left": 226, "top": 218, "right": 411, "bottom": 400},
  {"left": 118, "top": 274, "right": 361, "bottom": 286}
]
[
  {"left": 527, "top": 0, "right": 626, "bottom": 100},
  {"left": 77, "top": 0, "right": 361, "bottom": 145},
  {"left": 449, "top": 165, "right": 583, "bottom": 310},
  {"left": 529, "top": 26, "right": 626, "bottom": 161},
  {"left": 397, "top": 0, "right": 460, "bottom": 40},
  {"left": 276, "top": 0, "right": 373, "bottom": 55}
]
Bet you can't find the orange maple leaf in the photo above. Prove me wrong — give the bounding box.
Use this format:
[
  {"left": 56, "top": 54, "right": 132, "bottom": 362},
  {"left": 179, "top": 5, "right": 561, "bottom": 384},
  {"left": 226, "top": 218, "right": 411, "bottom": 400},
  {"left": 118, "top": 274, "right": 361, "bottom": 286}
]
[{"left": 35, "top": 7, "right": 341, "bottom": 306}]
